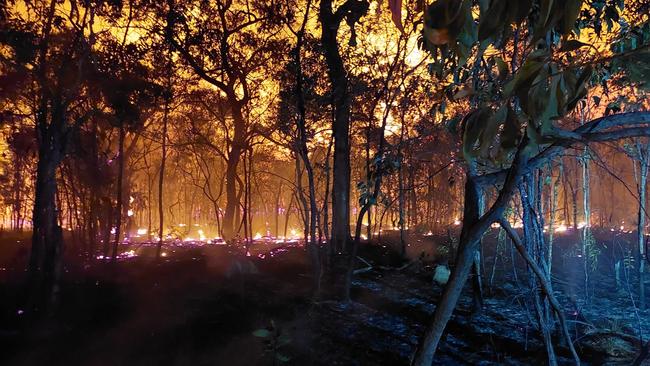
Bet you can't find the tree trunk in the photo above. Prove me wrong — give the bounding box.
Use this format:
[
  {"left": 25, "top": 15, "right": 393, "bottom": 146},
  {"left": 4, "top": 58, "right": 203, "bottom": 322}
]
[
  {"left": 637, "top": 142, "right": 649, "bottom": 309},
  {"left": 548, "top": 161, "right": 561, "bottom": 273},
  {"left": 398, "top": 146, "right": 406, "bottom": 256},
  {"left": 472, "top": 191, "right": 485, "bottom": 313},
  {"left": 320, "top": 0, "right": 352, "bottom": 254},
  {"left": 27, "top": 130, "right": 64, "bottom": 316},
  {"left": 293, "top": 7, "right": 321, "bottom": 294},
  {"left": 156, "top": 85, "right": 169, "bottom": 258},
  {"left": 521, "top": 176, "right": 557, "bottom": 365},
  {"left": 111, "top": 125, "right": 126, "bottom": 262},
  {"left": 581, "top": 146, "right": 591, "bottom": 301},
  {"left": 412, "top": 141, "right": 528, "bottom": 366},
  {"left": 222, "top": 106, "right": 246, "bottom": 241}
]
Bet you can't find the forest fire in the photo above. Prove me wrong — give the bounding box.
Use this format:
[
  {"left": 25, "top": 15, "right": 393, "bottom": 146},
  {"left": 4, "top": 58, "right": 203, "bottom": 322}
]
[{"left": 1, "top": 0, "right": 650, "bottom": 365}]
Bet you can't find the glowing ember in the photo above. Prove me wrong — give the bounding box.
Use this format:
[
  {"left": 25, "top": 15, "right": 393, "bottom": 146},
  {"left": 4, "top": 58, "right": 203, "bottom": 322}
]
[
  {"left": 122, "top": 250, "right": 137, "bottom": 258},
  {"left": 453, "top": 219, "right": 461, "bottom": 226},
  {"left": 211, "top": 237, "right": 226, "bottom": 245},
  {"left": 137, "top": 228, "right": 147, "bottom": 235},
  {"left": 554, "top": 225, "right": 568, "bottom": 233},
  {"left": 96, "top": 250, "right": 137, "bottom": 260},
  {"left": 127, "top": 209, "right": 134, "bottom": 217}
]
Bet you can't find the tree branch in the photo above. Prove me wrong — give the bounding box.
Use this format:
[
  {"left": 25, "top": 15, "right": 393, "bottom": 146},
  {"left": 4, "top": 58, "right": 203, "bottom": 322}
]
[{"left": 476, "top": 112, "right": 650, "bottom": 187}]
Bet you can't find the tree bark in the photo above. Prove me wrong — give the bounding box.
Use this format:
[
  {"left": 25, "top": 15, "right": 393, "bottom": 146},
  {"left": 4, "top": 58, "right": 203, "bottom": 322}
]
[
  {"left": 111, "top": 125, "right": 126, "bottom": 262},
  {"left": 293, "top": 4, "right": 321, "bottom": 294},
  {"left": 222, "top": 106, "right": 246, "bottom": 240},
  {"left": 320, "top": 0, "right": 353, "bottom": 254},
  {"left": 28, "top": 138, "right": 64, "bottom": 315},
  {"left": 500, "top": 219, "right": 580, "bottom": 365},
  {"left": 581, "top": 146, "right": 590, "bottom": 300},
  {"left": 156, "top": 82, "right": 170, "bottom": 258},
  {"left": 637, "top": 141, "right": 649, "bottom": 309},
  {"left": 412, "top": 139, "right": 528, "bottom": 366}
]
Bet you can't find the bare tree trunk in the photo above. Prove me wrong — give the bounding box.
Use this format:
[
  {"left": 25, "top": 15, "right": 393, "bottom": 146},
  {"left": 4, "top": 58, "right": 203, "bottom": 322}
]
[
  {"left": 548, "top": 160, "right": 562, "bottom": 273},
  {"left": 320, "top": 0, "right": 365, "bottom": 255},
  {"left": 581, "top": 146, "right": 591, "bottom": 301},
  {"left": 28, "top": 139, "right": 64, "bottom": 316},
  {"left": 472, "top": 191, "right": 485, "bottom": 313},
  {"left": 111, "top": 125, "right": 126, "bottom": 262},
  {"left": 500, "top": 219, "right": 580, "bottom": 365},
  {"left": 323, "top": 134, "right": 333, "bottom": 252},
  {"left": 637, "top": 141, "right": 649, "bottom": 309},
  {"left": 293, "top": 4, "right": 322, "bottom": 294},
  {"left": 398, "top": 142, "right": 406, "bottom": 256},
  {"left": 521, "top": 176, "right": 557, "bottom": 366},
  {"left": 412, "top": 140, "right": 528, "bottom": 366},
  {"left": 275, "top": 183, "right": 283, "bottom": 237},
  {"left": 157, "top": 53, "right": 172, "bottom": 257}
]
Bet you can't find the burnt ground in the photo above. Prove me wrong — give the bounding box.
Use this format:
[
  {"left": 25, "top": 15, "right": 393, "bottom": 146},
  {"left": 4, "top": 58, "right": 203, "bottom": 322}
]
[{"left": 0, "top": 229, "right": 649, "bottom": 365}]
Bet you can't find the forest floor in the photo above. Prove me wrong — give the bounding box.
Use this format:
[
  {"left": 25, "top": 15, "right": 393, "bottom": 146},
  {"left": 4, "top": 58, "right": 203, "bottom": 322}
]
[{"left": 0, "top": 229, "right": 649, "bottom": 365}]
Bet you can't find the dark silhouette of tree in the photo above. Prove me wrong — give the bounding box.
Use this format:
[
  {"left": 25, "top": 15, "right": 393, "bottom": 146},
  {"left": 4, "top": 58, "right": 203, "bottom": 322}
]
[{"left": 163, "top": 0, "right": 291, "bottom": 240}]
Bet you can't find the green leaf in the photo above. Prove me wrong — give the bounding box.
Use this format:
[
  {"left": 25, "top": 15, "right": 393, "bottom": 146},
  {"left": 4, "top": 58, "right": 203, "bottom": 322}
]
[
  {"left": 508, "top": 0, "right": 532, "bottom": 23},
  {"left": 277, "top": 334, "right": 292, "bottom": 347},
  {"left": 462, "top": 108, "right": 491, "bottom": 160},
  {"left": 276, "top": 353, "right": 291, "bottom": 363},
  {"left": 504, "top": 58, "right": 544, "bottom": 97},
  {"left": 592, "top": 95, "right": 601, "bottom": 106},
  {"left": 500, "top": 106, "right": 521, "bottom": 150},
  {"left": 495, "top": 56, "right": 509, "bottom": 79},
  {"left": 539, "top": 0, "right": 554, "bottom": 26},
  {"left": 566, "top": 66, "right": 592, "bottom": 111},
  {"left": 559, "top": 39, "right": 589, "bottom": 52},
  {"left": 478, "top": 0, "right": 507, "bottom": 41},
  {"left": 253, "top": 329, "right": 271, "bottom": 338},
  {"left": 536, "top": 74, "right": 561, "bottom": 136},
  {"left": 561, "top": 0, "right": 582, "bottom": 34},
  {"left": 479, "top": 105, "right": 507, "bottom": 157}
]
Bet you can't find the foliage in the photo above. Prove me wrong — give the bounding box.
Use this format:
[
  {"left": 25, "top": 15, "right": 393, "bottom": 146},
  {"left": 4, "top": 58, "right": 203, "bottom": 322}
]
[
  {"left": 583, "top": 229, "right": 602, "bottom": 273},
  {"left": 357, "top": 151, "right": 400, "bottom": 207},
  {"left": 412, "top": 0, "right": 650, "bottom": 165},
  {"left": 252, "top": 320, "right": 292, "bottom": 364}
]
